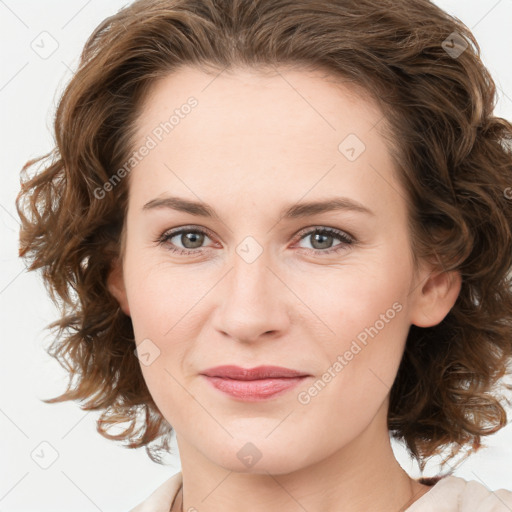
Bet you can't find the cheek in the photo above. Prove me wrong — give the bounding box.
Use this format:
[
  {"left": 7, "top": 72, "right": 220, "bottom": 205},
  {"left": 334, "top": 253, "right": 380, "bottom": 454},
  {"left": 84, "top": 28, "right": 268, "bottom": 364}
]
[
  {"left": 122, "top": 250, "right": 219, "bottom": 411},
  {"left": 289, "top": 249, "right": 411, "bottom": 407},
  {"left": 290, "top": 250, "right": 410, "bottom": 343},
  {"left": 124, "top": 249, "right": 203, "bottom": 340},
  {"left": 291, "top": 290, "right": 408, "bottom": 460}
]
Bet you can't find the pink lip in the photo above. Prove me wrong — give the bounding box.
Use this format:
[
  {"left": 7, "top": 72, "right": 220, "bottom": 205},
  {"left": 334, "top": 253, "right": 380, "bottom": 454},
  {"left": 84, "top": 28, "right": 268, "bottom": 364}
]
[{"left": 200, "top": 365, "right": 310, "bottom": 401}]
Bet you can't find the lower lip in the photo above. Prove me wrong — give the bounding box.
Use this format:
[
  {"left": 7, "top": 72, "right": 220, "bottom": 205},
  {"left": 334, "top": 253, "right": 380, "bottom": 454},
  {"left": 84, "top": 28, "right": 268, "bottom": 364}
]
[{"left": 202, "top": 375, "right": 308, "bottom": 401}]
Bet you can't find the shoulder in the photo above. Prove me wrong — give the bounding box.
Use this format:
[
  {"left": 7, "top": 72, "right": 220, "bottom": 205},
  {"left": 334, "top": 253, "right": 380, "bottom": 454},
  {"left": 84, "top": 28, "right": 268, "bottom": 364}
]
[
  {"left": 407, "top": 475, "right": 512, "bottom": 512},
  {"left": 128, "top": 471, "right": 183, "bottom": 512}
]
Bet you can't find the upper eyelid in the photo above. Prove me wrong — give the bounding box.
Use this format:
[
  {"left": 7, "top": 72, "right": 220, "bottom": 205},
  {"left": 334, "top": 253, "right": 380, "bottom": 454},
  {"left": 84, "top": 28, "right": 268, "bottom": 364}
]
[
  {"left": 295, "top": 225, "right": 354, "bottom": 240},
  {"left": 162, "top": 225, "right": 216, "bottom": 241}
]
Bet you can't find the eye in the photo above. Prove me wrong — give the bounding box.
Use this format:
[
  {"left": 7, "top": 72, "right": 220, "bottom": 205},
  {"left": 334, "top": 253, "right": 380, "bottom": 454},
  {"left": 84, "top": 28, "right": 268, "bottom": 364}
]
[
  {"left": 155, "top": 226, "right": 214, "bottom": 255},
  {"left": 294, "top": 226, "right": 355, "bottom": 255},
  {"left": 155, "top": 225, "right": 356, "bottom": 256}
]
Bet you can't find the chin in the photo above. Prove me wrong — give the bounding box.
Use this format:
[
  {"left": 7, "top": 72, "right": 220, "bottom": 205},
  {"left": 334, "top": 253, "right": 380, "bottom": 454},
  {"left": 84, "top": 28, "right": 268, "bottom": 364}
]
[
  {"left": 218, "top": 452, "right": 306, "bottom": 476},
  {"left": 199, "top": 431, "right": 317, "bottom": 476}
]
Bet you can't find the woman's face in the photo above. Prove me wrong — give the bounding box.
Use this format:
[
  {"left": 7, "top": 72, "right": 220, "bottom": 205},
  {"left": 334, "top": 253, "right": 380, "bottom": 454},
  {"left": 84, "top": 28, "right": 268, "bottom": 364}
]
[{"left": 109, "top": 66, "right": 457, "bottom": 474}]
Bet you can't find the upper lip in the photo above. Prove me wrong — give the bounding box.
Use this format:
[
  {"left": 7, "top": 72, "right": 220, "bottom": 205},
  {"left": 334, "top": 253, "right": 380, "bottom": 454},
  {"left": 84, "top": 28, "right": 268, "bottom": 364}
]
[{"left": 201, "top": 365, "right": 309, "bottom": 380}]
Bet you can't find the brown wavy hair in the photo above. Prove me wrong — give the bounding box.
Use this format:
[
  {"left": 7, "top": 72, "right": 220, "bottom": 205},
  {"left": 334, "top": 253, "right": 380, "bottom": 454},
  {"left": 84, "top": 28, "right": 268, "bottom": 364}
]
[{"left": 16, "top": 0, "right": 512, "bottom": 471}]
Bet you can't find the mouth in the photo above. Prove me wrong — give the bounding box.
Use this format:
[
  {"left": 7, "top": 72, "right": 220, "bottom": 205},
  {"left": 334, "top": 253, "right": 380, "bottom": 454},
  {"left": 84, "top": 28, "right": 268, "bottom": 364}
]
[{"left": 200, "top": 365, "right": 311, "bottom": 401}]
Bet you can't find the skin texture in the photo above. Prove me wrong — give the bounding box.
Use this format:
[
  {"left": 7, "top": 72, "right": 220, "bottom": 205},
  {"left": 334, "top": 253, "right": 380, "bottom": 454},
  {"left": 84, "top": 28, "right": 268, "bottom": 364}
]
[{"left": 108, "top": 66, "right": 461, "bottom": 512}]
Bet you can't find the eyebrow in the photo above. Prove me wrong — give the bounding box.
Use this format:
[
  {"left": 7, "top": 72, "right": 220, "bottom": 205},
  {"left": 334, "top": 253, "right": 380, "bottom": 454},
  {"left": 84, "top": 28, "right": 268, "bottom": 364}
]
[{"left": 142, "top": 195, "right": 374, "bottom": 219}]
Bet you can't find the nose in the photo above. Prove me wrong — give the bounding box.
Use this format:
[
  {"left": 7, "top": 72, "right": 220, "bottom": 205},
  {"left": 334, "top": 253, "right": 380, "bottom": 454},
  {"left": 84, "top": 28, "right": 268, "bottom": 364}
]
[{"left": 212, "top": 251, "right": 291, "bottom": 344}]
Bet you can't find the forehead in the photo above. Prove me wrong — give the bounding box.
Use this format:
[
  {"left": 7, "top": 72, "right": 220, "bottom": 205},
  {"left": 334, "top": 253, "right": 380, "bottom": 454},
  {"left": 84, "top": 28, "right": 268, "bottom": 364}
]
[
  {"left": 134, "top": 64, "right": 387, "bottom": 146},
  {"left": 128, "top": 65, "right": 401, "bottom": 212}
]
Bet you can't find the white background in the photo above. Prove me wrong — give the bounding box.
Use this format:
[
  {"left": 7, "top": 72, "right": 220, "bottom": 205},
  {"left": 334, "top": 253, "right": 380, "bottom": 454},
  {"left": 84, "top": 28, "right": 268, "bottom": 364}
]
[{"left": 1, "top": 1, "right": 511, "bottom": 510}]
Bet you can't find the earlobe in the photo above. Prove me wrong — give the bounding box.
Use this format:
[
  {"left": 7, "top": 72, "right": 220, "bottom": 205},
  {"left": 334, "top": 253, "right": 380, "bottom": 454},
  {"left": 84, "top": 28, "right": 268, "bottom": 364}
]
[
  {"left": 107, "top": 258, "right": 131, "bottom": 316},
  {"left": 410, "top": 267, "right": 461, "bottom": 328}
]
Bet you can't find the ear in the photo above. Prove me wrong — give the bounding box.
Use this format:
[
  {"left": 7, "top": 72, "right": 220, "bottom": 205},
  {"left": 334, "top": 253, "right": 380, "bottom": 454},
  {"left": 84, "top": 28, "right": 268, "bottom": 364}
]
[
  {"left": 409, "top": 265, "right": 461, "bottom": 328},
  {"left": 107, "top": 257, "right": 131, "bottom": 316}
]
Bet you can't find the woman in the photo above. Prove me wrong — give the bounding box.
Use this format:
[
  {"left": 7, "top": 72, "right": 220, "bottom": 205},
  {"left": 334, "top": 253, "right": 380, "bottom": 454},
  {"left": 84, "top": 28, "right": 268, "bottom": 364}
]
[{"left": 16, "top": 0, "right": 512, "bottom": 510}]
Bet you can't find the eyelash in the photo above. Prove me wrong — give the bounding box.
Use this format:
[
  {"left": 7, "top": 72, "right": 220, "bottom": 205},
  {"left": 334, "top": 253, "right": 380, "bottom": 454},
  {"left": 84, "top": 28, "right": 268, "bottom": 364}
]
[{"left": 154, "top": 225, "right": 356, "bottom": 256}]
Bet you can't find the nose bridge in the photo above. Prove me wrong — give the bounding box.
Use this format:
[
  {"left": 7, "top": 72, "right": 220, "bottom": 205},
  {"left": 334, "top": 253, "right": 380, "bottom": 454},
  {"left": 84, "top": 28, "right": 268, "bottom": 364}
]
[
  {"left": 213, "top": 244, "right": 289, "bottom": 342},
  {"left": 231, "top": 249, "right": 270, "bottom": 302}
]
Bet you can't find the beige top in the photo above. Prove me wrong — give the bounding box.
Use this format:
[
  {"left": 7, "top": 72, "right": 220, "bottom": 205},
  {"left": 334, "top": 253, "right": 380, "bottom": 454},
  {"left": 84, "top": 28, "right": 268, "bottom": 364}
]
[{"left": 129, "top": 472, "right": 512, "bottom": 512}]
